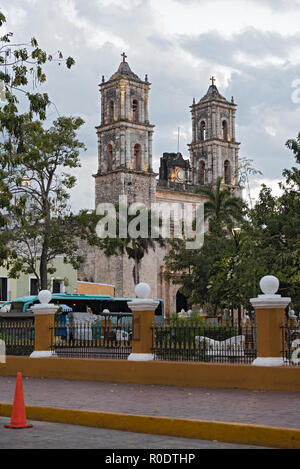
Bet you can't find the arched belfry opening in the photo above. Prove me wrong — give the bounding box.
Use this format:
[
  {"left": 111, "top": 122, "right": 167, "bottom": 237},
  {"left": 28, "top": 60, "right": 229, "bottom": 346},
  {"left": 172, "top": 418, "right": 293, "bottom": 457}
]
[
  {"left": 134, "top": 144, "right": 142, "bottom": 171},
  {"left": 222, "top": 120, "right": 228, "bottom": 141},
  {"left": 200, "top": 121, "right": 206, "bottom": 141},
  {"left": 176, "top": 290, "right": 188, "bottom": 313},
  {"left": 132, "top": 99, "right": 139, "bottom": 122}
]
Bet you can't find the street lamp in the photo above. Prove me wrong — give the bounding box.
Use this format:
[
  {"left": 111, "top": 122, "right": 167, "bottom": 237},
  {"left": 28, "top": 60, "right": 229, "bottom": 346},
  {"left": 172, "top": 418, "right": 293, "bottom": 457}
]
[{"left": 232, "top": 226, "right": 242, "bottom": 334}]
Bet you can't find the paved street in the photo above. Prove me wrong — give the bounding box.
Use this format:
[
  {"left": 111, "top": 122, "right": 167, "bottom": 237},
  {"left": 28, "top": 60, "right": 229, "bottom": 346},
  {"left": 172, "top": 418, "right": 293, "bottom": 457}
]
[
  {"left": 0, "top": 376, "right": 299, "bottom": 429},
  {"left": 0, "top": 417, "right": 269, "bottom": 449}
]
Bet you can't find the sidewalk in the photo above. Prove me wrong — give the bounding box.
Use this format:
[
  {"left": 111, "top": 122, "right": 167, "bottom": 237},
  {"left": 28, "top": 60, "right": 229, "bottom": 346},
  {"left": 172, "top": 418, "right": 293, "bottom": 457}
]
[{"left": 0, "top": 376, "right": 299, "bottom": 429}]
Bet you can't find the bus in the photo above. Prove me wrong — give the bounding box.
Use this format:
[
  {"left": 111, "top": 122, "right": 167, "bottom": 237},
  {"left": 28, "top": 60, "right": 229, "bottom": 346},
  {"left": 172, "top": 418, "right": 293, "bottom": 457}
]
[{"left": 0, "top": 293, "right": 164, "bottom": 322}]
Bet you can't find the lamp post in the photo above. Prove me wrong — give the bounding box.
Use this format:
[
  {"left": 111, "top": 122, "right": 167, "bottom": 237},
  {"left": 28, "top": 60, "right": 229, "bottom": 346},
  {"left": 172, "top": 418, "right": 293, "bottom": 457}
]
[{"left": 232, "top": 226, "right": 242, "bottom": 334}]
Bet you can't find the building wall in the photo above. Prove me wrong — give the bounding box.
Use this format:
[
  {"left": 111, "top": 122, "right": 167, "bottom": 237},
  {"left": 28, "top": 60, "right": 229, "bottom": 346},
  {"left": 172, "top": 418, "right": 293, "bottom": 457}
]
[
  {"left": 77, "top": 281, "right": 115, "bottom": 296},
  {"left": 0, "top": 257, "right": 77, "bottom": 301}
]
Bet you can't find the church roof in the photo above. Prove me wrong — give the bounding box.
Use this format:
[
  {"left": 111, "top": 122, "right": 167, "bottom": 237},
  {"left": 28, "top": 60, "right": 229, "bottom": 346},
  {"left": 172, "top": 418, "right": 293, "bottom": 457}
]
[
  {"left": 199, "top": 84, "right": 228, "bottom": 104},
  {"left": 109, "top": 59, "right": 142, "bottom": 82}
]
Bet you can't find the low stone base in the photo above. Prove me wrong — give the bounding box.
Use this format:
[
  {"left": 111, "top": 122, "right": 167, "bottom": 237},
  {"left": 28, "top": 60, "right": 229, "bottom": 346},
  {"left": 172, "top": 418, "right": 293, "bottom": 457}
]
[
  {"left": 252, "top": 357, "right": 285, "bottom": 367},
  {"left": 127, "top": 353, "right": 154, "bottom": 361}
]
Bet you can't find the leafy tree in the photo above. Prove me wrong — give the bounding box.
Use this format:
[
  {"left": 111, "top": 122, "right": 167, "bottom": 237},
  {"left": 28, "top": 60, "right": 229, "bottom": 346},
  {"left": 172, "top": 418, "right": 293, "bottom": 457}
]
[
  {"left": 3, "top": 116, "right": 92, "bottom": 291},
  {"left": 0, "top": 11, "right": 75, "bottom": 267},
  {"left": 194, "top": 175, "right": 245, "bottom": 230}
]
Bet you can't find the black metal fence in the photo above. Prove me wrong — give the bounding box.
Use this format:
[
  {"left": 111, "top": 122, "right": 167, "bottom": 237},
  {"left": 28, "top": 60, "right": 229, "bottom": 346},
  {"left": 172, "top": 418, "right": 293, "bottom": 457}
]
[
  {"left": 0, "top": 319, "right": 34, "bottom": 356},
  {"left": 152, "top": 319, "right": 257, "bottom": 363},
  {"left": 50, "top": 313, "right": 132, "bottom": 359},
  {"left": 281, "top": 324, "right": 300, "bottom": 366}
]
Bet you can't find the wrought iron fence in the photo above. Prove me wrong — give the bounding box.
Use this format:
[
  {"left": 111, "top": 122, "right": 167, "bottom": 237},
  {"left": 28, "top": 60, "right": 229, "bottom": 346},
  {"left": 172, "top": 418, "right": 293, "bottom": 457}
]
[
  {"left": 50, "top": 313, "right": 132, "bottom": 359},
  {"left": 0, "top": 319, "right": 34, "bottom": 356},
  {"left": 152, "top": 319, "right": 257, "bottom": 363},
  {"left": 281, "top": 324, "right": 300, "bottom": 366}
]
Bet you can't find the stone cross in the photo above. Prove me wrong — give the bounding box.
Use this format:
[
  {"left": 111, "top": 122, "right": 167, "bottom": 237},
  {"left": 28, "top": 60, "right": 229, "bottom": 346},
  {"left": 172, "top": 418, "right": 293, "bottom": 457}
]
[{"left": 121, "top": 52, "right": 127, "bottom": 62}]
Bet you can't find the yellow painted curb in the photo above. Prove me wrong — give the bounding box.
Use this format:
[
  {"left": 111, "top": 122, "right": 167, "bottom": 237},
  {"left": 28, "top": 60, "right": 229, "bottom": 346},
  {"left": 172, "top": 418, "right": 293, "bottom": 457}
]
[{"left": 1, "top": 403, "right": 300, "bottom": 449}]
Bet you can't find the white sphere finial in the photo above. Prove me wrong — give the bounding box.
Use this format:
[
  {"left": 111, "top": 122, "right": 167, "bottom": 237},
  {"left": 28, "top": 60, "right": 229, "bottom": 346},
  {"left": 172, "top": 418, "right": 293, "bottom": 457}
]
[
  {"left": 38, "top": 290, "right": 52, "bottom": 305},
  {"left": 135, "top": 283, "right": 151, "bottom": 299},
  {"left": 260, "top": 276, "right": 279, "bottom": 295}
]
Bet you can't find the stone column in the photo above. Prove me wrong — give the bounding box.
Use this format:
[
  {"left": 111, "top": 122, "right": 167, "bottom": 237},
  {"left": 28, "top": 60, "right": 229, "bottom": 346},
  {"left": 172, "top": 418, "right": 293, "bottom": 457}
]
[
  {"left": 127, "top": 283, "right": 159, "bottom": 361},
  {"left": 148, "top": 131, "right": 153, "bottom": 171},
  {"left": 144, "top": 90, "right": 149, "bottom": 123},
  {"left": 30, "top": 291, "right": 58, "bottom": 358},
  {"left": 250, "top": 276, "right": 291, "bottom": 366}
]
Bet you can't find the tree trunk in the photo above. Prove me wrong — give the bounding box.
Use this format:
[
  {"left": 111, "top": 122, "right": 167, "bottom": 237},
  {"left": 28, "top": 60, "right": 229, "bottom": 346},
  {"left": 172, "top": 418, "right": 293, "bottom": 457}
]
[
  {"left": 135, "top": 254, "right": 140, "bottom": 285},
  {"left": 40, "top": 203, "right": 50, "bottom": 291},
  {"left": 40, "top": 241, "right": 48, "bottom": 291}
]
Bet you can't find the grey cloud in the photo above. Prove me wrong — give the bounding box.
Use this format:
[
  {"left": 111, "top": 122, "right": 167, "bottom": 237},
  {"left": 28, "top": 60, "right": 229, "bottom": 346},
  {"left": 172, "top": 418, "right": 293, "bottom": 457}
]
[{"left": 2, "top": 0, "right": 300, "bottom": 211}]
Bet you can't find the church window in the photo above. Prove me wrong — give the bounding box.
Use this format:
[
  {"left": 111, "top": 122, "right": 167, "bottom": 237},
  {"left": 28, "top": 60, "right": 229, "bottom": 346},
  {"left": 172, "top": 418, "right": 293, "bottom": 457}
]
[
  {"left": 222, "top": 120, "right": 228, "bottom": 141},
  {"left": 107, "top": 144, "right": 113, "bottom": 171},
  {"left": 132, "top": 99, "right": 139, "bottom": 122},
  {"left": 109, "top": 101, "right": 114, "bottom": 123},
  {"left": 198, "top": 160, "right": 205, "bottom": 185},
  {"left": 200, "top": 121, "right": 206, "bottom": 141},
  {"left": 224, "top": 160, "right": 231, "bottom": 185},
  {"left": 134, "top": 144, "right": 142, "bottom": 171}
]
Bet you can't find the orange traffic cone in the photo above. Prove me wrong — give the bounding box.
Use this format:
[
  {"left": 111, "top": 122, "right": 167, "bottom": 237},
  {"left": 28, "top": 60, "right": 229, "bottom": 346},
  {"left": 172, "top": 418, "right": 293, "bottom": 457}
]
[{"left": 4, "top": 372, "right": 33, "bottom": 429}]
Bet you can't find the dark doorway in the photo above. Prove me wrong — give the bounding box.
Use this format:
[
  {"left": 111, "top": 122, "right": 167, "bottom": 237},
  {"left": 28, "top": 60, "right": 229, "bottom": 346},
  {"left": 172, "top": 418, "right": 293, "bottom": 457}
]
[{"left": 176, "top": 290, "right": 188, "bottom": 313}]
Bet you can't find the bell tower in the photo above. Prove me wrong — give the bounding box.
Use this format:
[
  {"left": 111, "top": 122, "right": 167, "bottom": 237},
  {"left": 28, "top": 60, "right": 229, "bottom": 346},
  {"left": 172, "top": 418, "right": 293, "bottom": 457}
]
[
  {"left": 189, "top": 77, "right": 240, "bottom": 187},
  {"left": 94, "top": 53, "right": 156, "bottom": 208}
]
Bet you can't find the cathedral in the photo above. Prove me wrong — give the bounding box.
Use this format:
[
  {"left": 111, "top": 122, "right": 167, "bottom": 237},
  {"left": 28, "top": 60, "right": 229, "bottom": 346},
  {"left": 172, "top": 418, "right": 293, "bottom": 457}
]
[{"left": 79, "top": 54, "right": 240, "bottom": 315}]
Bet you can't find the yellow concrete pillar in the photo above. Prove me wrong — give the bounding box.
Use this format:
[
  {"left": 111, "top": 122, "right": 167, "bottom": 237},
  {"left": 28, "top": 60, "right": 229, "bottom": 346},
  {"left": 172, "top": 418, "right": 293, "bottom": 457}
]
[
  {"left": 250, "top": 276, "right": 291, "bottom": 366},
  {"left": 127, "top": 283, "right": 159, "bottom": 361},
  {"left": 30, "top": 291, "right": 58, "bottom": 358}
]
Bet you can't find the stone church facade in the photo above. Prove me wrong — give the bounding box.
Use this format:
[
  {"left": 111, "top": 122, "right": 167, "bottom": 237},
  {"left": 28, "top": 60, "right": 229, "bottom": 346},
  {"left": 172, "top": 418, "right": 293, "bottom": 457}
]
[{"left": 78, "top": 56, "right": 240, "bottom": 315}]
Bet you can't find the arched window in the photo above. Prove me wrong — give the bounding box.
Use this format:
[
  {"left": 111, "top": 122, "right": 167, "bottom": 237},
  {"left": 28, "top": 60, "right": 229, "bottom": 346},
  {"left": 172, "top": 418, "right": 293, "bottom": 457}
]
[
  {"left": 200, "top": 121, "right": 206, "bottom": 141},
  {"left": 109, "top": 100, "right": 114, "bottom": 123},
  {"left": 132, "top": 99, "right": 139, "bottom": 122},
  {"left": 134, "top": 144, "right": 142, "bottom": 171},
  {"left": 107, "top": 144, "right": 113, "bottom": 171},
  {"left": 224, "top": 160, "right": 231, "bottom": 185},
  {"left": 222, "top": 120, "right": 228, "bottom": 141},
  {"left": 198, "top": 160, "right": 205, "bottom": 185}
]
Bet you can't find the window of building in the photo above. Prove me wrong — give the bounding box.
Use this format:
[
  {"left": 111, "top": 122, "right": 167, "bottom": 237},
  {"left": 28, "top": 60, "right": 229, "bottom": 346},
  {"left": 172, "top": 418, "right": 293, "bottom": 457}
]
[
  {"left": 222, "top": 120, "right": 228, "bottom": 141},
  {"left": 132, "top": 100, "right": 139, "bottom": 122},
  {"left": 200, "top": 121, "right": 206, "bottom": 141},
  {"left": 107, "top": 144, "right": 113, "bottom": 171},
  {"left": 52, "top": 280, "right": 64, "bottom": 294},
  {"left": 109, "top": 100, "right": 114, "bottom": 123},
  {"left": 198, "top": 161, "right": 205, "bottom": 185},
  {"left": 224, "top": 160, "right": 231, "bottom": 185},
  {"left": 0, "top": 277, "right": 8, "bottom": 301},
  {"left": 30, "top": 278, "right": 38, "bottom": 296},
  {"left": 134, "top": 144, "right": 142, "bottom": 171}
]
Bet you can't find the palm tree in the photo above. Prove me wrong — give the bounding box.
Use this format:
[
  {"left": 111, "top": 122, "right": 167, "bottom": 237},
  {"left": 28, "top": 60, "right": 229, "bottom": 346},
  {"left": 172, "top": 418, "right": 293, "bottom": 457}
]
[
  {"left": 98, "top": 202, "right": 164, "bottom": 286},
  {"left": 194, "top": 176, "right": 244, "bottom": 230}
]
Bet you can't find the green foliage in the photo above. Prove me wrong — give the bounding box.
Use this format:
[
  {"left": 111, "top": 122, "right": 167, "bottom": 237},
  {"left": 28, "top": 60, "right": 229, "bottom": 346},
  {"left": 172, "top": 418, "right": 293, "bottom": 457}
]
[
  {"left": 0, "top": 10, "right": 76, "bottom": 268},
  {"left": 2, "top": 115, "right": 89, "bottom": 290},
  {"left": 98, "top": 203, "right": 165, "bottom": 285},
  {"left": 165, "top": 136, "right": 300, "bottom": 314}
]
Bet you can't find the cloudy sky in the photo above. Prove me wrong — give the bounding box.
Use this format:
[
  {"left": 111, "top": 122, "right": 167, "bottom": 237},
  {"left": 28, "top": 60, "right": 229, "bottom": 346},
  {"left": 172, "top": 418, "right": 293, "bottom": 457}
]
[{"left": 2, "top": 0, "right": 300, "bottom": 210}]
